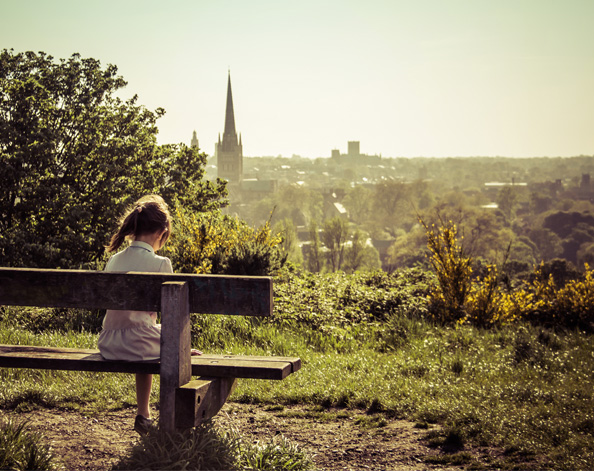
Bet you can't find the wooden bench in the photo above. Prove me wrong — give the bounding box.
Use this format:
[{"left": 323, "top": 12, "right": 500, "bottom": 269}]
[{"left": 0, "top": 267, "right": 301, "bottom": 432}]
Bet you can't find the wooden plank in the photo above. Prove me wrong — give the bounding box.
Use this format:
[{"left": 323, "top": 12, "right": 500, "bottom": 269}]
[
  {"left": 0, "top": 345, "right": 300, "bottom": 380},
  {"left": 190, "top": 357, "right": 293, "bottom": 380},
  {"left": 0, "top": 345, "right": 159, "bottom": 374},
  {"left": 159, "top": 282, "right": 192, "bottom": 433},
  {"left": 175, "top": 377, "right": 237, "bottom": 428},
  {"left": 197, "top": 354, "right": 301, "bottom": 374},
  {"left": 0, "top": 268, "right": 272, "bottom": 316}
]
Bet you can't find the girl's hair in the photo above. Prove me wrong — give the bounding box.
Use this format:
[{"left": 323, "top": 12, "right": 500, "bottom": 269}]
[{"left": 107, "top": 195, "right": 172, "bottom": 252}]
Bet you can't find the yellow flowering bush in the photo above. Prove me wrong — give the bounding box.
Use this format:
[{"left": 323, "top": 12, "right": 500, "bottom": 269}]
[
  {"left": 525, "top": 263, "right": 594, "bottom": 329},
  {"left": 162, "top": 208, "right": 285, "bottom": 275},
  {"left": 422, "top": 219, "right": 473, "bottom": 324},
  {"left": 423, "top": 219, "right": 594, "bottom": 330}
]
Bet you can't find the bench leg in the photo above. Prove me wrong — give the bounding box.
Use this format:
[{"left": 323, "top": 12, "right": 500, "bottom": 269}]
[
  {"left": 159, "top": 282, "right": 191, "bottom": 433},
  {"left": 175, "top": 377, "right": 237, "bottom": 429}
]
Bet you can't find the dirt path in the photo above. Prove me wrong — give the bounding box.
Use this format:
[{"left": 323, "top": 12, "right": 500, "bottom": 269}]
[{"left": 2, "top": 404, "right": 503, "bottom": 470}]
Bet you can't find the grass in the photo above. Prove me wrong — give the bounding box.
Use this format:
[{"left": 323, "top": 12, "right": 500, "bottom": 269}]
[
  {"left": 111, "top": 420, "right": 315, "bottom": 471},
  {"left": 0, "top": 418, "right": 58, "bottom": 471},
  {"left": 0, "top": 269, "right": 593, "bottom": 470}
]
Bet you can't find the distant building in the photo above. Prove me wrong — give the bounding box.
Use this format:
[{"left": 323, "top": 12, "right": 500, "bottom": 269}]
[
  {"left": 215, "top": 72, "right": 243, "bottom": 183},
  {"left": 240, "top": 179, "right": 278, "bottom": 201},
  {"left": 330, "top": 141, "right": 381, "bottom": 164},
  {"left": 348, "top": 141, "right": 360, "bottom": 157},
  {"left": 190, "top": 130, "right": 199, "bottom": 149}
]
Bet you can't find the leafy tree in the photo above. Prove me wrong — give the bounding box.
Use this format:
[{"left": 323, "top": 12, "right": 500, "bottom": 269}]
[
  {"left": 543, "top": 211, "right": 594, "bottom": 239},
  {"left": 342, "top": 229, "right": 381, "bottom": 273},
  {"left": 0, "top": 49, "right": 226, "bottom": 268},
  {"left": 321, "top": 217, "right": 349, "bottom": 271},
  {"left": 343, "top": 229, "right": 366, "bottom": 272},
  {"left": 372, "top": 180, "right": 411, "bottom": 235},
  {"left": 496, "top": 186, "right": 518, "bottom": 220},
  {"left": 527, "top": 228, "right": 563, "bottom": 261},
  {"left": 274, "top": 217, "right": 303, "bottom": 265},
  {"left": 343, "top": 185, "right": 372, "bottom": 225},
  {"left": 305, "top": 220, "right": 323, "bottom": 273}
]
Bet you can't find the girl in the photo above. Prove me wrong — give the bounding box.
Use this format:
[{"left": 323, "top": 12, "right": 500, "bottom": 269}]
[{"left": 98, "top": 194, "right": 201, "bottom": 435}]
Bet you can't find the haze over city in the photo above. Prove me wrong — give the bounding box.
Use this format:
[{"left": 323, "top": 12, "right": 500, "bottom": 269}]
[{"left": 2, "top": 0, "right": 593, "bottom": 158}]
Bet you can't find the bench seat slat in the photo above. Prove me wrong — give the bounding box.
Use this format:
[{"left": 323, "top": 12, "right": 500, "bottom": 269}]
[{"left": 0, "top": 345, "right": 300, "bottom": 380}]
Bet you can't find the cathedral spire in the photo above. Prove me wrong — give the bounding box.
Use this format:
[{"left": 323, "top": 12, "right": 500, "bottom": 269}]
[
  {"left": 224, "top": 71, "right": 237, "bottom": 138},
  {"left": 216, "top": 71, "right": 243, "bottom": 183}
]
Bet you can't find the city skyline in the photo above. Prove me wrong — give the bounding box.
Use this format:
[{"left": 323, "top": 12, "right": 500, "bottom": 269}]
[{"left": 2, "top": 0, "right": 593, "bottom": 158}]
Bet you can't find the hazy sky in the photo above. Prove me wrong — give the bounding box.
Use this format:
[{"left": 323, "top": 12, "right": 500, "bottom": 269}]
[{"left": 2, "top": 0, "right": 593, "bottom": 158}]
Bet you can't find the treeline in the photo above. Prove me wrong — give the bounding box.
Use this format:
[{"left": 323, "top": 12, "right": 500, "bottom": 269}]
[{"left": 237, "top": 158, "right": 594, "bottom": 277}]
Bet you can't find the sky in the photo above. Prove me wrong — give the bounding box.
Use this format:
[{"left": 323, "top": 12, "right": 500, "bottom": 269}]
[{"left": 2, "top": 0, "right": 593, "bottom": 158}]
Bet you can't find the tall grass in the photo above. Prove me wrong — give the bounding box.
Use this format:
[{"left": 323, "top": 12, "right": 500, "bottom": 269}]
[{"left": 0, "top": 418, "right": 58, "bottom": 470}]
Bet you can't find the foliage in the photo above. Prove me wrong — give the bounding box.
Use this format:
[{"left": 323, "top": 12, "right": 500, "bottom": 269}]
[
  {"left": 240, "top": 434, "right": 315, "bottom": 471},
  {"left": 422, "top": 219, "right": 473, "bottom": 323},
  {"left": 1, "top": 270, "right": 594, "bottom": 469},
  {"left": 321, "top": 216, "right": 349, "bottom": 271},
  {"left": 342, "top": 229, "right": 381, "bottom": 273},
  {"left": 273, "top": 217, "right": 303, "bottom": 265},
  {"left": 162, "top": 208, "right": 286, "bottom": 275},
  {"left": 0, "top": 306, "right": 103, "bottom": 334},
  {"left": 0, "top": 49, "right": 226, "bottom": 268},
  {"left": 304, "top": 220, "right": 323, "bottom": 273},
  {"left": 423, "top": 218, "right": 594, "bottom": 331},
  {"left": 271, "top": 267, "right": 432, "bottom": 331},
  {"left": 113, "top": 421, "right": 240, "bottom": 470},
  {"left": 113, "top": 420, "right": 313, "bottom": 471},
  {"left": 0, "top": 419, "right": 58, "bottom": 470},
  {"left": 511, "top": 263, "right": 594, "bottom": 331}
]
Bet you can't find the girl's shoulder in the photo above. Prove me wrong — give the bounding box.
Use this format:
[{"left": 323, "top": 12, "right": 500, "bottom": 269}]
[{"left": 106, "top": 244, "right": 172, "bottom": 274}]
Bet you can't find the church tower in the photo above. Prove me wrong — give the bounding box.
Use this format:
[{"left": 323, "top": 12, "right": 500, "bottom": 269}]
[
  {"left": 216, "top": 72, "right": 243, "bottom": 183},
  {"left": 190, "top": 130, "right": 199, "bottom": 149}
]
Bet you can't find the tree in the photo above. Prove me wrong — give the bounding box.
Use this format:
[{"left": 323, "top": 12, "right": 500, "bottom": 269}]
[
  {"left": 305, "top": 220, "right": 323, "bottom": 272},
  {"left": 343, "top": 185, "right": 372, "bottom": 225},
  {"left": 321, "top": 217, "right": 349, "bottom": 271},
  {"left": 372, "top": 180, "right": 411, "bottom": 234},
  {"left": 273, "top": 217, "right": 303, "bottom": 265},
  {"left": 527, "top": 228, "right": 563, "bottom": 261},
  {"left": 343, "top": 229, "right": 381, "bottom": 272},
  {"left": 496, "top": 186, "right": 518, "bottom": 220},
  {"left": 0, "top": 49, "right": 226, "bottom": 268}
]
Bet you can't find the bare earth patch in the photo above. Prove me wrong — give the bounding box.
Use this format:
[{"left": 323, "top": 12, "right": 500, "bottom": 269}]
[{"left": 2, "top": 404, "right": 507, "bottom": 470}]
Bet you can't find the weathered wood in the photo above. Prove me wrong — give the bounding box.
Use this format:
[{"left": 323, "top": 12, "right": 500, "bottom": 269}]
[
  {"left": 0, "top": 345, "right": 301, "bottom": 379},
  {"left": 159, "top": 282, "right": 192, "bottom": 433},
  {"left": 0, "top": 268, "right": 272, "bottom": 316},
  {"left": 190, "top": 356, "right": 298, "bottom": 380},
  {"left": 0, "top": 267, "right": 302, "bottom": 431},
  {"left": 175, "top": 377, "right": 237, "bottom": 428}
]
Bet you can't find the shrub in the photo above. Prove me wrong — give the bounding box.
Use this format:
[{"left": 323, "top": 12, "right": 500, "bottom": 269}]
[
  {"left": 0, "top": 419, "right": 58, "bottom": 471},
  {"left": 422, "top": 219, "right": 473, "bottom": 323},
  {"left": 162, "top": 208, "right": 286, "bottom": 276},
  {"left": 113, "top": 422, "right": 239, "bottom": 470},
  {"left": 113, "top": 422, "right": 313, "bottom": 471}
]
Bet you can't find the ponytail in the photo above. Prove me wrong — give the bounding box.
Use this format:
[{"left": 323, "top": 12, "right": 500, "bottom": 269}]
[{"left": 106, "top": 195, "right": 171, "bottom": 253}]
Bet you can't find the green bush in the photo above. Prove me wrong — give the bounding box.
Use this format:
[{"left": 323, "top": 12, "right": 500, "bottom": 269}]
[
  {"left": 0, "top": 419, "right": 58, "bottom": 471},
  {"left": 162, "top": 208, "right": 286, "bottom": 276}
]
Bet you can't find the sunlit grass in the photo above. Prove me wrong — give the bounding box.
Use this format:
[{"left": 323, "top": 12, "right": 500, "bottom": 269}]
[{"left": 0, "top": 304, "right": 593, "bottom": 468}]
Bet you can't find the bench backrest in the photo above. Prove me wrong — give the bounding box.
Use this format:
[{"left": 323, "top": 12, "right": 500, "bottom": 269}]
[{"left": 0, "top": 268, "right": 272, "bottom": 316}]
